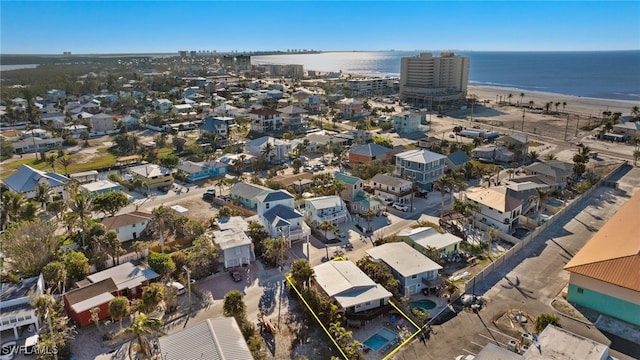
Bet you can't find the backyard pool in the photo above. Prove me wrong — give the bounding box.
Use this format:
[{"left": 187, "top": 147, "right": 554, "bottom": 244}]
[
  {"left": 363, "top": 328, "right": 397, "bottom": 351},
  {"left": 546, "top": 199, "right": 563, "bottom": 208},
  {"left": 409, "top": 299, "right": 436, "bottom": 312}
]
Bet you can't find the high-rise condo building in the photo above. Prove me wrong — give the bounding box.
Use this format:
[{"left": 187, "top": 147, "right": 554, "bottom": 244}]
[{"left": 400, "top": 52, "right": 469, "bottom": 108}]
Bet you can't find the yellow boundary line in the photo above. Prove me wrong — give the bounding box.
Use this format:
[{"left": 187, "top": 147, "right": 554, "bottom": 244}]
[
  {"left": 286, "top": 258, "right": 425, "bottom": 360},
  {"left": 285, "top": 273, "right": 349, "bottom": 360}
]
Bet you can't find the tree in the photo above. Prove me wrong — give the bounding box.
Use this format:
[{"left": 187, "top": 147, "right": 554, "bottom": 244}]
[
  {"left": 223, "top": 290, "right": 253, "bottom": 338},
  {"left": 0, "top": 220, "right": 62, "bottom": 276},
  {"left": 519, "top": 92, "right": 525, "bottom": 107},
  {"left": 186, "top": 235, "right": 218, "bottom": 279},
  {"left": 247, "top": 221, "right": 269, "bottom": 257},
  {"left": 318, "top": 220, "right": 337, "bottom": 241},
  {"left": 261, "top": 237, "right": 289, "bottom": 268},
  {"left": 331, "top": 180, "right": 346, "bottom": 196},
  {"left": 365, "top": 209, "right": 376, "bottom": 233},
  {"left": 64, "top": 250, "right": 90, "bottom": 282},
  {"left": 528, "top": 151, "right": 539, "bottom": 162},
  {"left": 126, "top": 312, "right": 163, "bottom": 360},
  {"left": 172, "top": 136, "right": 186, "bottom": 152},
  {"left": 147, "top": 252, "right": 176, "bottom": 279},
  {"left": 158, "top": 154, "right": 179, "bottom": 170},
  {"left": 356, "top": 256, "right": 400, "bottom": 298},
  {"left": 507, "top": 93, "right": 513, "bottom": 104},
  {"left": 103, "top": 230, "right": 126, "bottom": 266},
  {"left": 0, "top": 137, "right": 15, "bottom": 158},
  {"left": 1, "top": 190, "right": 24, "bottom": 228},
  {"left": 150, "top": 205, "right": 176, "bottom": 253},
  {"left": 109, "top": 296, "right": 130, "bottom": 329},
  {"left": 261, "top": 141, "right": 275, "bottom": 163},
  {"left": 92, "top": 191, "right": 129, "bottom": 216},
  {"left": 42, "top": 261, "right": 67, "bottom": 294},
  {"left": 68, "top": 193, "right": 93, "bottom": 247},
  {"left": 47, "top": 199, "right": 67, "bottom": 222},
  {"left": 141, "top": 283, "right": 165, "bottom": 313},
  {"left": 289, "top": 259, "right": 314, "bottom": 289},
  {"left": 634, "top": 149, "right": 640, "bottom": 167},
  {"left": 487, "top": 227, "right": 497, "bottom": 261},
  {"left": 57, "top": 156, "right": 72, "bottom": 175},
  {"left": 291, "top": 158, "right": 302, "bottom": 173},
  {"left": 535, "top": 313, "right": 560, "bottom": 333},
  {"left": 535, "top": 188, "right": 550, "bottom": 224},
  {"left": 434, "top": 175, "right": 453, "bottom": 216}
]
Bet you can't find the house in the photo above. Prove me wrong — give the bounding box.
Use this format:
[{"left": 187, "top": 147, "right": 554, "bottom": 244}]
[
  {"left": 312, "top": 260, "right": 392, "bottom": 314},
  {"left": 472, "top": 144, "right": 514, "bottom": 163},
  {"left": 245, "top": 136, "right": 291, "bottom": 163},
  {"left": 465, "top": 186, "right": 523, "bottom": 233},
  {"left": 248, "top": 108, "right": 282, "bottom": 133},
  {"left": 257, "top": 190, "right": 310, "bottom": 245},
  {"left": 179, "top": 160, "right": 227, "bottom": 181},
  {"left": 497, "top": 134, "right": 528, "bottom": 162},
  {"left": 524, "top": 160, "right": 573, "bottom": 190},
  {"left": 445, "top": 150, "right": 471, "bottom": 172},
  {"left": 158, "top": 317, "right": 254, "bottom": 360},
  {"left": 394, "top": 149, "right": 447, "bottom": 191},
  {"left": 21, "top": 128, "right": 49, "bottom": 139},
  {"left": 47, "top": 89, "right": 66, "bottom": 102},
  {"left": 101, "top": 210, "right": 152, "bottom": 242},
  {"left": 11, "top": 137, "right": 64, "bottom": 154},
  {"left": 213, "top": 103, "right": 240, "bottom": 117},
  {"left": 127, "top": 164, "right": 175, "bottom": 190},
  {"left": 303, "top": 196, "right": 350, "bottom": 227},
  {"left": 348, "top": 143, "right": 393, "bottom": 165},
  {"left": 62, "top": 124, "right": 89, "bottom": 138},
  {"left": 152, "top": 99, "right": 173, "bottom": 113},
  {"left": 334, "top": 172, "right": 385, "bottom": 216},
  {"left": 613, "top": 121, "right": 640, "bottom": 138},
  {"left": 229, "top": 182, "right": 274, "bottom": 210},
  {"left": 397, "top": 227, "right": 463, "bottom": 257},
  {"left": 277, "top": 105, "right": 308, "bottom": 131},
  {"left": 366, "top": 242, "right": 442, "bottom": 296},
  {"left": 64, "top": 262, "right": 159, "bottom": 327},
  {"left": 2, "top": 164, "right": 69, "bottom": 200},
  {"left": 79, "top": 179, "right": 122, "bottom": 197},
  {"left": 392, "top": 111, "right": 422, "bottom": 133},
  {"left": 337, "top": 98, "right": 364, "bottom": 119},
  {"left": 269, "top": 172, "right": 314, "bottom": 193},
  {"left": 564, "top": 191, "right": 640, "bottom": 326},
  {"left": 199, "top": 116, "right": 232, "bottom": 138},
  {"left": 90, "top": 113, "right": 115, "bottom": 133},
  {"left": 70, "top": 170, "right": 99, "bottom": 184},
  {"left": 504, "top": 181, "right": 551, "bottom": 215},
  {"left": 474, "top": 325, "right": 612, "bottom": 360},
  {"left": 370, "top": 173, "right": 413, "bottom": 204},
  {"left": 172, "top": 103, "right": 193, "bottom": 115},
  {"left": 212, "top": 218, "right": 254, "bottom": 269},
  {"left": 266, "top": 89, "right": 283, "bottom": 100},
  {"left": 0, "top": 275, "right": 44, "bottom": 339}
]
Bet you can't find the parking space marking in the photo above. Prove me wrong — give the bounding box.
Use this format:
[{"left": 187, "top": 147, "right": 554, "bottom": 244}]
[
  {"left": 470, "top": 341, "right": 485, "bottom": 348},
  {"left": 478, "top": 333, "right": 507, "bottom": 347},
  {"left": 462, "top": 349, "right": 476, "bottom": 355},
  {"left": 488, "top": 327, "right": 518, "bottom": 341}
]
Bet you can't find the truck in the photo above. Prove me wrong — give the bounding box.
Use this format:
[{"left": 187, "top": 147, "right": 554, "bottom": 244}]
[{"left": 459, "top": 129, "right": 485, "bottom": 139}]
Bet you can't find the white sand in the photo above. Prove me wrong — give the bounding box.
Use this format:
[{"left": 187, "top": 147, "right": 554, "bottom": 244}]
[{"left": 468, "top": 85, "right": 638, "bottom": 117}]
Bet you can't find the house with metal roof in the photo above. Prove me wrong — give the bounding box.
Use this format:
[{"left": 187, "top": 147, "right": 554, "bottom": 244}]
[
  {"left": 564, "top": 191, "right": 640, "bottom": 326},
  {"left": 367, "top": 242, "right": 442, "bottom": 296},
  {"left": 313, "top": 260, "right": 392, "bottom": 314},
  {"left": 348, "top": 143, "right": 393, "bottom": 165},
  {"left": 199, "top": 116, "right": 230, "bottom": 139},
  {"left": 445, "top": 150, "right": 471, "bottom": 171},
  {"left": 371, "top": 173, "right": 413, "bottom": 204},
  {"left": 179, "top": 159, "right": 228, "bottom": 181},
  {"left": 303, "top": 196, "right": 350, "bottom": 228},
  {"left": 0, "top": 274, "right": 44, "bottom": 339},
  {"left": 2, "top": 164, "right": 70, "bottom": 200},
  {"left": 334, "top": 172, "right": 385, "bottom": 216},
  {"left": 127, "top": 163, "right": 175, "bottom": 190},
  {"left": 102, "top": 211, "right": 152, "bottom": 242},
  {"left": 394, "top": 149, "right": 446, "bottom": 191},
  {"left": 465, "top": 186, "right": 523, "bottom": 233},
  {"left": 397, "top": 227, "right": 463, "bottom": 257},
  {"left": 12, "top": 136, "right": 64, "bottom": 154},
  {"left": 158, "top": 317, "right": 254, "bottom": 360}
]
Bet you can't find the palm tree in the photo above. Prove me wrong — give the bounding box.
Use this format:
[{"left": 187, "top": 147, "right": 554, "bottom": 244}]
[
  {"left": 132, "top": 240, "right": 148, "bottom": 259},
  {"left": 108, "top": 296, "right": 130, "bottom": 329},
  {"left": 562, "top": 102, "right": 567, "bottom": 112},
  {"left": 544, "top": 153, "right": 557, "bottom": 161},
  {"left": 519, "top": 92, "right": 525, "bottom": 107},
  {"left": 634, "top": 149, "right": 640, "bottom": 167},
  {"left": 46, "top": 154, "right": 57, "bottom": 172},
  {"left": 150, "top": 205, "right": 175, "bottom": 253},
  {"left": 261, "top": 141, "right": 275, "bottom": 164},
  {"left": 331, "top": 180, "right": 346, "bottom": 196},
  {"left": 507, "top": 93, "right": 513, "bottom": 104},
  {"left": 126, "top": 312, "right": 163, "bottom": 360},
  {"left": 69, "top": 193, "right": 93, "bottom": 247},
  {"left": 535, "top": 188, "right": 549, "bottom": 224},
  {"left": 434, "top": 175, "right": 453, "bottom": 216},
  {"left": 487, "top": 227, "right": 497, "bottom": 261},
  {"left": 528, "top": 100, "right": 535, "bottom": 109},
  {"left": 34, "top": 183, "right": 52, "bottom": 211},
  {"left": 365, "top": 209, "right": 376, "bottom": 233},
  {"left": 528, "top": 151, "right": 539, "bottom": 163},
  {"left": 58, "top": 156, "right": 72, "bottom": 176}
]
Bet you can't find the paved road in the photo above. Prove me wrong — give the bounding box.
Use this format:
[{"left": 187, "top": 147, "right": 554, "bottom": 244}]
[{"left": 395, "top": 167, "right": 640, "bottom": 360}]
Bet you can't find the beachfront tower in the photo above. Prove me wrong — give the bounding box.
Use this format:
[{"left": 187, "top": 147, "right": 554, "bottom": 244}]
[{"left": 400, "top": 52, "right": 469, "bottom": 109}]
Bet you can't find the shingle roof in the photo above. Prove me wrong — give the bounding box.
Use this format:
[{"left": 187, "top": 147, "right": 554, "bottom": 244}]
[
  {"left": 230, "top": 182, "right": 273, "bottom": 200},
  {"left": 262, "top": 204, "right": 303, "bottom": 223},
  {"left": 158, "top": 317, "right": 254, "bottom": 360},
  {"left": 128, "top": 164, "right": 175, "bottom": 178},
  {"left": 249, "top": 108, "right": 281, "bottom": 116},
  {"left": 259, "top": 190, "right": 294, "bottom": 203},
  {"left": 349, "top": 143, "right": 392, "bottom": 158},
  {"left": 366, "top": 242, "right": 442, "bottom": 277},
  {"left": 565, "top": 191, "right": 640, "bottom": 292},
  {"left": 2, "top": 164, "right": 69, "bottom": 193},
  {"left": 102, "top": 211, "right": 152, "bottom": 231},
  {"left": 465, "top": 186, "right": 522, "bottom": 212},
  {"left": 447, "top": 151, "right": 471, "bottom": 166},
  {"left": 64, "top": 278, "right": 118, "bottom": 313},
  {"left": 370, "top": 174, "right": 410, "bottom": 188},
  {"left": 277, "top": 105, "right": 307, "bottom": 115}
]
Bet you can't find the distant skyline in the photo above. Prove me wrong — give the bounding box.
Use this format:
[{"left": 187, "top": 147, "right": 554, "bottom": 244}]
[{"left": 1, "top": 1, "right": 639, "bottom": 54}]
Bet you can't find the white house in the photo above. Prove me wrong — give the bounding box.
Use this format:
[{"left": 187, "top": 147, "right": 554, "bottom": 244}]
[
  {"left": 370, "top": 173, "right": 413, "bottom": 204},
  {"left": 2, "top": 164, "right": 69, "bottom": 200},
  {"left": 393, "top": 111, "right": 422, "bottom": 133},
  {"left": 152, "top": 99, "right": 173, "bottom": 113},
  {"left": 367, "top": 242, "right": 442, "bottom": 296},
  {"left": 248, "top": 108, "right": 282, "bottom": 133},
  {"left": 397, "top": 227, "right": 463, "bottom": 257},
  {"left": 303, "top": 196, "right": 350, "bottom": 227},
  {"left": 256, "top": 190, "right": 310, "bottom": 246},
  {"left": 101, "top": 211, "right": 152, "bottom": 242},
  {"left": 394, "top": 149, "right": 446, "bottom": 192},
  {"left": 465, "top": 186, "right": 523, "bottom": 233},
  {"left": 0, "top": 275, "right": 44, "bottom": 339},
  {"left": 211, "top": 225, "right": 254, "bottom": 269},
  {"left": 313, "top": 260, "right": 392, "bottom": 314},
  {"left": 244, "top": 136, "right": 291, "bottom": 163}
]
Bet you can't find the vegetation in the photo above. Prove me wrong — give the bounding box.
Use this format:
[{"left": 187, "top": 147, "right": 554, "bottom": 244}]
[
  {"left": 91, "top": 191, "right": 129, "bottom": 216},
  {"left": 147, "top": 252, "right": 176, "bottom": 279},
  {"left": 351, "top": 159, "right": 394, "bottom": 180},
  {"left": 126, "top": 312, "right": 163, "bottom": 360},
  {"left": 356, "top": 256, "right": 400, "bottom": 298},
  {"left": 534, "top": 313, "right": 560, "bottom": 333},
  {"left": 289, "top": 259, "right": 314, "bottom": 289},
  {"left": 223, "top": 290, "right": 255, "bottom": 339},
  {"left": 0, "top": 220, "right": 61, "bottom": 276},
  {"left": 108, "top": 296, "right": 130, "bottom": 329}
]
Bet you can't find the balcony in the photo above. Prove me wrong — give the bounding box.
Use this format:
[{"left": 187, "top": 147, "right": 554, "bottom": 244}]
[{"left": 317, "top": 210, "right": 349, "bottom": 223}]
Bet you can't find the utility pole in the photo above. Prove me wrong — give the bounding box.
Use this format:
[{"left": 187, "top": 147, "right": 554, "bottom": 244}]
[
  {"left": 183, "top": 266, "right": 192, "bottom": 313},
  {"left": 575, "top": 115, "right": 580, "bottom": 137},
  {"left": 564, "top": 114, "right": 570, "bottom": 141},
  {"left": 521, "top": 108, "right": 526, "bottom": 132},
  {"left": 46, "top": 310, "right": 59, "bottom": 360}
]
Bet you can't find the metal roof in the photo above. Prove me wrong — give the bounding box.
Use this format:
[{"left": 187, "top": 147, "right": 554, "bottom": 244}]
[
  {"left": 86, "top": 262, "right": 159, "bottom": 291},
  {"left": 371, "top": 173, "right": 410, "bottom": 188},
  {"left": 262, "top": 204, "right": 303, "bottom": 223},
  {"left": 158, "top": 317, "right": 254, "bottom": 360},
  {"left": 349, "top": 143, "right": 392, "bottom": 158},
  {"left": 395, "top": 149, "right": 446, "bottom": 164},
  {"left": 446, "top": 150, "right": 471, "bottom": 166},
  {"left": 335, "top": 172, "right": 362, "bottom": 186},
  {"left": 2, "top": 164, "right": 69, "bottom": 193},
  {"left": 230, "top": 182, "right": 273, "bottom": 200},
  {"left": 366, "top": 242, "right": 442, "bottom": 278},
  {"left": 304, "top": 196, "right": 345, "bottom": 211}
]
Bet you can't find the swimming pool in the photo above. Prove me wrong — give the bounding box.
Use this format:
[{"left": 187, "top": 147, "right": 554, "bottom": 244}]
[
  {"left": 409, "top": 299, "right": 436, "bottom": 312},
  {"left": 546, "top": 199, "right": 563, "bottom": 208},
  {"left": 363, "top": 328, "right": 396, "bottom": 351}
]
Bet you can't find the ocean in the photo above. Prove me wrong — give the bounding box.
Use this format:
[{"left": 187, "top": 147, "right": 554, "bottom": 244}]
[{"left": 252, "top": 51, "right": 640, "bottom": 101}]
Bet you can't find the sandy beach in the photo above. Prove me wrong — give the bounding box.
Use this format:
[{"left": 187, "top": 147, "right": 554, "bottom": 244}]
[{"left": 468, "top": 85, "right": 638, "bottom": 118}]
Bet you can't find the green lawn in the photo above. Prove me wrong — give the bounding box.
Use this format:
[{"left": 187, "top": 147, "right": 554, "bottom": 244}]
[
  {"left": 470, "top": 160, "right": 503, "bottom": 174},
  {"left": 0, "top": 150, "right": 117, "bottom": 179}
]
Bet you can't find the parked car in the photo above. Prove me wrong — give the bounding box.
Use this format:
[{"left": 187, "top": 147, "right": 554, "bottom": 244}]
[
  {"left": 203, "top": 188, "right": 216, "bottom": 200},
  {"left": 392, "top": 202, "right": 409, "bottom": 212},
  {"left": 383, "top": 198, "right": 394, "bottom": 206},
  {"left": 217, "top": 195, "right": 231, "bottom": 202},
  {"left": 168, "top": 281, "right": 186, "bottom": 296},
  {"left": 230, "top": 270, "right": 242, "bottom": 282}
]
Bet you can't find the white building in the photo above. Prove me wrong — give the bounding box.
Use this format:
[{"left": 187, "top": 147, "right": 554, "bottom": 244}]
[
  {"left": 248, "top": 108, "right": 282, "bottom": 133},
  {"left": 101, "top": 211, "right": 152, "bottom": 242},
  {"left": 244, "top": 136, "right": 291, "bottom": 163},
  {"left": 303, "top": 196, "right": 350, "bottom": 227},
  {"left": 0, "top": 275, "right": 44, "bottom": 339},
  {"left": 400, "top": 52, "right": 469, "bottom": 106},
  {"left": 2, "top": 164, "right": 69, "bottom": 200},
  {"left": 256, "top": 190, "right": 311, "bottom": 246},
  {"left": 465, "top": 186, "right": 523, "bottom": 233}
]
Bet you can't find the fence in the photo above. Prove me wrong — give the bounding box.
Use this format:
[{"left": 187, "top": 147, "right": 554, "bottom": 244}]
[
  {"left": 463, "top": 160, "right": 629, "bottom": 294},
  {"left": 88, "top": 248, "right": 149, "bottom": 274}
]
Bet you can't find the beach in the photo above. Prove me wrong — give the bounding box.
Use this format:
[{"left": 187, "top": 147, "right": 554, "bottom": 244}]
[{"left": 468, "top": 85, "right": 637, "bottom": 117}]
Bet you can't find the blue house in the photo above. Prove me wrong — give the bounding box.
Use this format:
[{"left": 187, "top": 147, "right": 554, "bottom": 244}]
[
  {"left": 200, "top": 116, "right": 233, "bottom": 139},
  {"left": 366, "top": 242, "right": 442, "bottom": 296},
  {"left": 178, "top": 160, "right": 228, "bottom": 181}
]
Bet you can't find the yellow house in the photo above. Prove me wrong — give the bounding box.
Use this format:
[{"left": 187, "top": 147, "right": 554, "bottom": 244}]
[{"left": 128, "top": 164, "right": 175, "bottom": 190}]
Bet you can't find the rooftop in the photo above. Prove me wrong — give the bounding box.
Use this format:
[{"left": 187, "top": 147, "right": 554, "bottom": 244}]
[
  {"left": 211, "top": 229, "right": 252, "bottom": 250},
  {"left": 215, "top": 216, "right": 249, "bottom": 232},
  {"left": 64, "top": 278, "right": 118, "bottom": 314},
  {"left": 395, "top": 149, "right": 446, "bottom": 164},
  {"left": 102, "top": 211, "right": 152, "bottom": 231},
  {"left": 79, "top": 179, "right": 121, "bottom": 193},
  {"left": 2, "top": 164, "right": 69, "bottom": 193},
  {"left": 128, "top": 164, "right": 176, "bottom": 178},
  {"left": 371, "top": 173, "right": 411, "bottom": 188},
  {"left": 466, "top": 186, "right": 522, "bottom": 212},
  {"left": 86, "top": 262, "right": 159, "bottom": 291},
  {"left": 335, "top": 172, "right": 362, "bottom": 186},
  {"left": 0, "top": 275, "right": 43, "bottom": 303},
  {"left": 349, "top": 143, "right": 393, "bottom": 158},
  {"left": 305, "top": 196, "right": 345, "bottom": 210},
  {"left": 366, "top": 242, "right": 442, "bottom": 277}
]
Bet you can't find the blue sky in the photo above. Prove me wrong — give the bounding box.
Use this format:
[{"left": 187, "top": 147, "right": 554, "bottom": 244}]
[{"left": 1, "top": 1, "right": 639, "bottom": 54}]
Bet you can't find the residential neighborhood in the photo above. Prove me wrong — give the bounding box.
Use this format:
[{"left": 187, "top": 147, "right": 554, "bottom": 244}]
[{"left": 0, "top": 48, "right": 639, "bottom": 360}]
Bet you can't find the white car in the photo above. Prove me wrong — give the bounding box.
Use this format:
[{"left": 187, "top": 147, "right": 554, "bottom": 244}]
[
  {"left": 392, "top": 202, "right": 409, "bottom": 212},
  {"left": 455, "top": 355, "right": 475, "bottom": 360},
  {"left": 383, "top": 198, "right": 394, "bottom": 206},
  {"left": 168, "top": 281, "right": 186, "bottom": 296}
]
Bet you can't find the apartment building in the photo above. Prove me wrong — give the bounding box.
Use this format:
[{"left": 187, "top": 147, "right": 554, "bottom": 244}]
[{"left": 400, "top": 52, "right": 469, "bottom": 106}]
